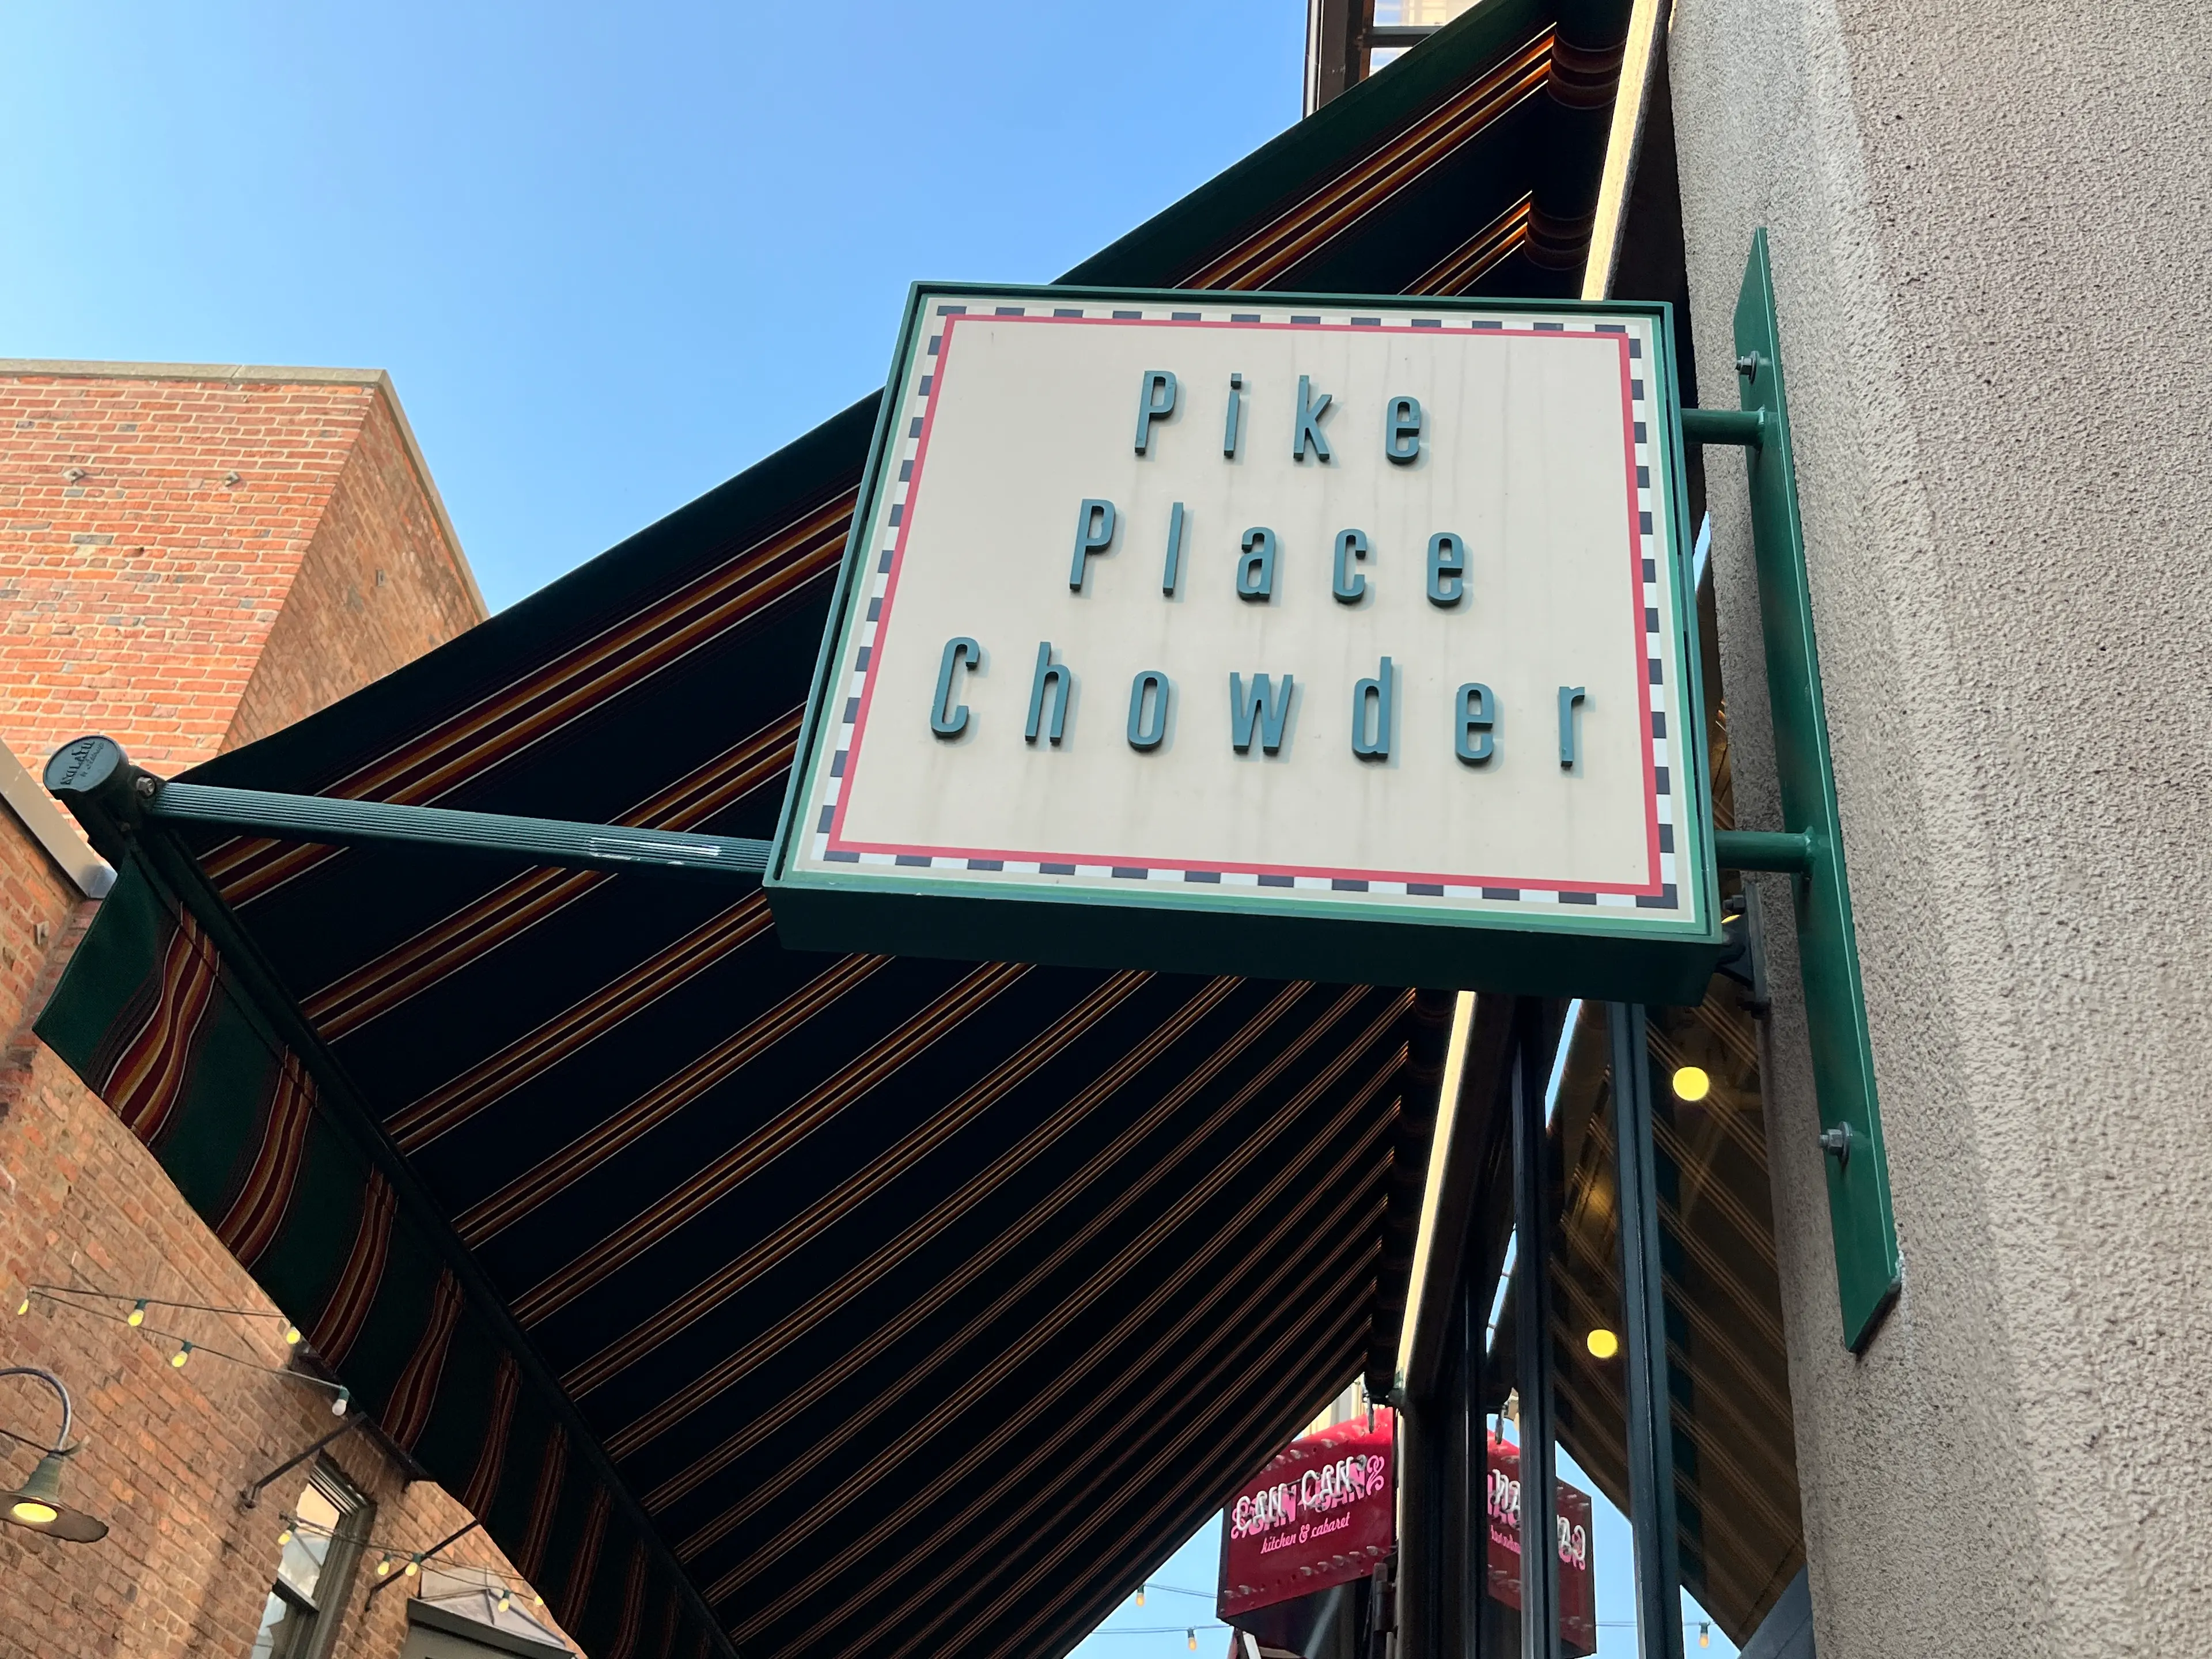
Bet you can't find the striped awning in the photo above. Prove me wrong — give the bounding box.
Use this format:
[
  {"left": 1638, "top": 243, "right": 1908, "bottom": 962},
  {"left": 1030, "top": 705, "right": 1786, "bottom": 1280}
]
[{"left": 35, "top": 7, "right": 1633, "bottom": 1656}]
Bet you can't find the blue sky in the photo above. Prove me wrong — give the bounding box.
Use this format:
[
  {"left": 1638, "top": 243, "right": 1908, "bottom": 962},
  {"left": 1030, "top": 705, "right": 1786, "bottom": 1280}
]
[{"left": 0, "top": 3, "right": 1302, "bottom": 611}]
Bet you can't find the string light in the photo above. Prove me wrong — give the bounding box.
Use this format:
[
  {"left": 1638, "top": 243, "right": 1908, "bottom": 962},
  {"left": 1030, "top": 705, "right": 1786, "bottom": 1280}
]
[
  {"left": 277, "top": 1525, "right": 294, "bottom": 1547},
  {"left": 266, "top": 1516, "right": 550, "bottom": 1606},
  {"left": 1671, "top": 1065, "right": 1711, "bottom": 1103},
  {"left": 18, "top": 1287, "right": 348, "bottom": 1411},
  {"left": 1585, "top": 1327, "right": 1620, "bottom": 1360},
  {"left": 1135, "top": 1588, "right": 1146, "bottom": 1608},
  {"left": 1699, "top": 1623, "right": 1711, "bottom": 1649},
  {"left": 24, "top": 1284, "right": 306, "bottom": 1343},
  {"left": 1187, "top": 1631, "right": 1197, "bottom": 1651}
]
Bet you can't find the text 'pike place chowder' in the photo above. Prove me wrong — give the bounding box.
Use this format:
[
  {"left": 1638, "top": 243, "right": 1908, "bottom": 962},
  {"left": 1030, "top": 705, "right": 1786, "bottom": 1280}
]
[{"left": 926, "top": 366, "right": 1592, "bottom": 771}]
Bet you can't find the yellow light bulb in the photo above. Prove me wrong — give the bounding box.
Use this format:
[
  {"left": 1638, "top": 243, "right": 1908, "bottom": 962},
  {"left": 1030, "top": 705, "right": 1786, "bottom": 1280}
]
[
  {"left": 404, "top": 1559, "right": 419, "bottom": 1577},
  {"left": 1699, "top": 1624, "right": 1711, "bottom": 1649},
  {"left": 285, "top": 1325, "right": 302, "bottom": 1346},
  {"left": 171, "top": 1342, "right": 192, "bottom": 1368},
  {"left": 1585, "top": 1327, "right": 1620, "bottom": 1360},
  {"left": 278, "top": 1527, "right": 294, "bottom": 1547},
  {"left": 11, "top": 1499, "right": 59, "bottom": 1525},
  {"left": 13, "top": 1298, "right": 25, "bottom": 1317},
  {"left": 1672, "top": 1066, "right": 1711, "bottom": 1103},
  {"left": 1187, "top": 1631, "right": 1198, "bottom": 1652},
  {"left": 533, "top": 1594, "right": 544, "bottom": 1607},
  {"left": 1135, "top": 1589, "right": 1146, "bottom": 1608},
  {"left": 376, "top": 1557, "right": 393, "bottom": 1578},
  {"left": 128, "top": 1300, "right": 146, "bottom": 1327},
  {"left": 497, "top": 1593, "right": 512, "bottom": 1613}
]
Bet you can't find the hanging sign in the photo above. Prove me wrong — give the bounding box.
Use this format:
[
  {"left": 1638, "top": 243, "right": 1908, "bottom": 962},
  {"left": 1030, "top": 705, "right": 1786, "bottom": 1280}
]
[
  {"left": 1218, "top": 1409, "right": 1395, "bottom": 1620},
  {"left": 768, "top": 284, "right": 1717, "bottom": 999}
]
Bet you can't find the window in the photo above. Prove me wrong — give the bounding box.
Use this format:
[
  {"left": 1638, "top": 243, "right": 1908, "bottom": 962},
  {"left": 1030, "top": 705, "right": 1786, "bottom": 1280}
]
[
  {"left": 248, "top": 1460, "right": 370, "bottom": 1659},
  {"left": 1306, "top": 0, "right": 1492, "bottom": 112}
]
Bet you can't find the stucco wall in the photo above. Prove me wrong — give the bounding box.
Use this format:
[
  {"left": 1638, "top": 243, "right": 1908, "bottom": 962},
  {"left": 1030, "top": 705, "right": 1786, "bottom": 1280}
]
[{"left": 1666, "top": 3, "right": 2212, "bottom": 1654}]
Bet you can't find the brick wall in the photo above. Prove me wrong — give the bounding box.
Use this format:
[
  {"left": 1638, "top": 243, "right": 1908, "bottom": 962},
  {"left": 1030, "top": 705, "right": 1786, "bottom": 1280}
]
[
  {"left": 0, "top": 1007, "right": 573, "bottom": 1659},
  {"left": 0, "top": 365, "right": 484, "bottom": 780},
  {"left": 0, "top": 365, "right": 558, "bottom": 1658},
  {"left": 229, "top": 391, "right": 483, "bottom": 755}
]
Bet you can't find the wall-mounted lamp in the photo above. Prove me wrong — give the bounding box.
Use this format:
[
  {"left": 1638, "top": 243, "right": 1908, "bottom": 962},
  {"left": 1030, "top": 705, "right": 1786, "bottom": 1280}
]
[{"left": 0, "top": 1368, "right": 108, "bottom": 1543}]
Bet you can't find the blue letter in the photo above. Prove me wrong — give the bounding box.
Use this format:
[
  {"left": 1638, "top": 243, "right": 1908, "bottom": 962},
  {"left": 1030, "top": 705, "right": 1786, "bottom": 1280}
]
[
  {"left": 1427, "top": 531, "right": 1465, "bottom": 607},
  {"left": 1385, "top": 396, "right": 1423, "bottom": 464},
  {"left": 1291, "top": 375, "right": 1333, "bottom": 461},
  {"left": 1027, "top": 643, "right": 1073, "bottom": 745},
  {"left": 1558, "top": 686, "right": 1586, "bottom": 768},
  {"left": 1332, "top": 528, "right": 1369, "bottom": 604},
  {"left": 931, "top": 637, "right": 982, "bottom": 737},
  {"left": 1222, "top": 372, "right": 1244, "bottom": 457},
  {"left": 1127, "top": 670, "right": 1169, "bottom": 751},
  {"left": 1456, "top": 682, "right": 1494, "bottom": 763},
  {"left": 1351, "top": 657, "right": 1393, "bottom": 759},
  {"left": 1134, "top": 369, "right": 1178, "bottom": 454},
  {"left": 1161, "top": 501, "right": 1186, "bottom": 596},
  {"left": 1069, "top": 499, "right": 1117, "bottom": 591},
  {"left": 1237, "top": 527, "right": 1277, "bottom": 601},
  {"left": 1229, "top": 673, "right": 1294, "bottom": 754}
]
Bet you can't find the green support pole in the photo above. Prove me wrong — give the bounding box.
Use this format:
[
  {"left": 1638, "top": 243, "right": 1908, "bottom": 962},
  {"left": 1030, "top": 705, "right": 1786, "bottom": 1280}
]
[{"left": 1694, "top": 231, "right": 1902, "bottom": 1352}]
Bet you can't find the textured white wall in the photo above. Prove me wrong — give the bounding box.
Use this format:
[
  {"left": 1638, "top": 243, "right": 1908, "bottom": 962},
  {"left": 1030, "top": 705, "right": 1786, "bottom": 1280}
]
[{"left": 1667, "top": 3, "right": 2212, "bottom": 1654}]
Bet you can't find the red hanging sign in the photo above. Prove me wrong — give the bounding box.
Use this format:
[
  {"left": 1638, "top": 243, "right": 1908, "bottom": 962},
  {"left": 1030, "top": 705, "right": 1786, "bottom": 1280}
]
[
  {"left": 1484, "top": 1430, "right": 1597, "bottom": 1657},
  {"left": 1217, "top": 1410, "right": 1395, "bottom": 1619}
]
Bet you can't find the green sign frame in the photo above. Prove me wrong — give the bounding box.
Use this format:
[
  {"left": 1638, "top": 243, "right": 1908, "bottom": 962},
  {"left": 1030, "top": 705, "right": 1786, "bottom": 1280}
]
[{"left": 767, "top": 282, "right": 1724, "bottom": 1003}]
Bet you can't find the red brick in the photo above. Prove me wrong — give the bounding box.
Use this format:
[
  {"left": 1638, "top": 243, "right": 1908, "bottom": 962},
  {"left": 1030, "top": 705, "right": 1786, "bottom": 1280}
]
[{"left": 0, "top": 367, "right": 567, "bottom": 1659}]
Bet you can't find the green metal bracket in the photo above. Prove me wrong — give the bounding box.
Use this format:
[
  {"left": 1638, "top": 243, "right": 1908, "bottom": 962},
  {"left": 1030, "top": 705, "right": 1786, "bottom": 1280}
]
[{"left": 1691, "top": 231, "right": 1902, "bottom": 1352}]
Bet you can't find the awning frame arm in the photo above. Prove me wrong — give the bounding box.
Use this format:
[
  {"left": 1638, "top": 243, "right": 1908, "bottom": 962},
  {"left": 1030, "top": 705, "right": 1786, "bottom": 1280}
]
[{"left": 42, "top": 736, "right": 769, "bottom": 880}]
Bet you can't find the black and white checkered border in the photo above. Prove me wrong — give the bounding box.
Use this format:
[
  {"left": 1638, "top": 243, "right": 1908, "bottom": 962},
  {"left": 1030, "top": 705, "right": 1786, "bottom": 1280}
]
[{"left": 809, "top": 298, "right": 1681, "bottom": 915}]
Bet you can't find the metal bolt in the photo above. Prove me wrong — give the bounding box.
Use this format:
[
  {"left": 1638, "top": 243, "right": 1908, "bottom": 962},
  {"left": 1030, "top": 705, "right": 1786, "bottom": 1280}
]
[
  {"left": 1734, "top": 353, "right": 1760, "bottom": 380},
  {"left": 133, "top": 775, "right": 157, "bottom": 800},
  {"left": 1817, "top": 1124, "right": 1853, "bottom": 1166}
]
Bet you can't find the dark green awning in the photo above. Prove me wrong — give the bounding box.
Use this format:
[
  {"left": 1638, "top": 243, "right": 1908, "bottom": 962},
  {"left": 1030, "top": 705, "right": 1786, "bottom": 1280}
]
[{"left": 35, "top": 8, "right": 1634, "bottom": 1656}]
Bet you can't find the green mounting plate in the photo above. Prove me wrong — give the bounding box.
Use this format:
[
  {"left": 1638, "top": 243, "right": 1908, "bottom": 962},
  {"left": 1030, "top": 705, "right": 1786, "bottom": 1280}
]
[{"left": 1731, "top": 230, "right": 1902, "bottom": 1350}]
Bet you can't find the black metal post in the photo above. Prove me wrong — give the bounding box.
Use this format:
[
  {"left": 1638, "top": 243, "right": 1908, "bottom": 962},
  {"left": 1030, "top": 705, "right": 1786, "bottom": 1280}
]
[
  {"left": 1461, "top": 1267, "right": 1483, "bottom": 1659},
  {"left": 1509, "top": 1015, "right": 1559, "bottom": 1659},
  {"left": 237, "top": 1418, "right": 359, "bottom": 1510},
  {"left": 364, "top": 1517, "right": 482, "bottom": 1608},
  {"left": 1396, "top": 1391, "right": 1438, "bottom": 1659},
  {"left": 1608, "top": 1003, "right": 1685, "bottom": 1659}
]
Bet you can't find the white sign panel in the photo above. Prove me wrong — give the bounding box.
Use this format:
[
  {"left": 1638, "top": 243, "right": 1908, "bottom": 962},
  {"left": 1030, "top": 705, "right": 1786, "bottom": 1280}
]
[{"left": 770, "top": 286, "right": 1717, "bottom": 997}]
